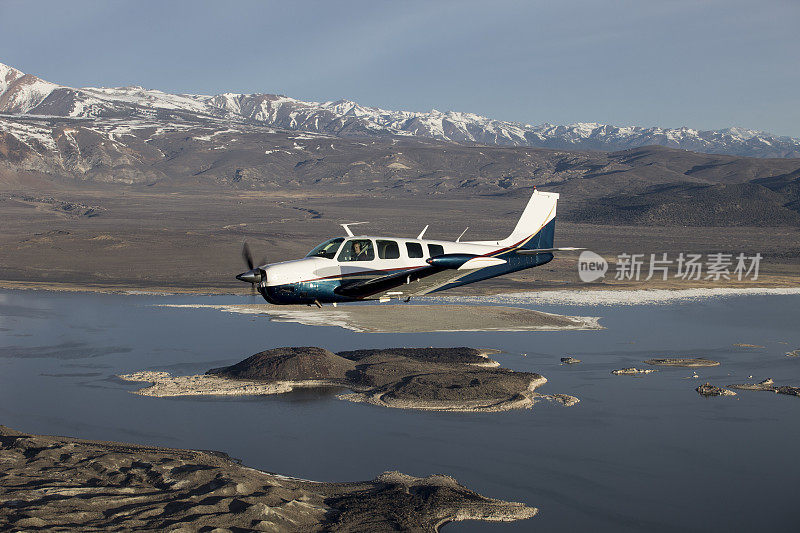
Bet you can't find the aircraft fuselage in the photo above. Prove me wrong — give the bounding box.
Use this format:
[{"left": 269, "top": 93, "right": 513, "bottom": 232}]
[
  {"left": 257, "top": 234, "right": 553, "bottom": 305},
  {"left": 236, "top": 189, "right": 562, "bottom": 304}
]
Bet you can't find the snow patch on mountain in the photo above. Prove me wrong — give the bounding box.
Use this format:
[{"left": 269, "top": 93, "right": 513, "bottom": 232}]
[{"left": 0, "top": 118, "right": 59, "bottom": 151}]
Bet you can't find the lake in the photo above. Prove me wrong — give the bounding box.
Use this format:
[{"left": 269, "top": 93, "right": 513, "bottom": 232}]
[{"left": 1, "top": 289, "right": 798, "bottom": 532}]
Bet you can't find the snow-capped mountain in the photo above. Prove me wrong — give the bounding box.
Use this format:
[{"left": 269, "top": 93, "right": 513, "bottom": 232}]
[{"left": 1, "top": 61, "right": 799, "bottom": 158}]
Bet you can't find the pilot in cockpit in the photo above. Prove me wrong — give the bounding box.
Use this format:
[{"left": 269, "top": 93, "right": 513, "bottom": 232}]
[{"left": 353, "top": 241, "right": 367, "bottom": 260}]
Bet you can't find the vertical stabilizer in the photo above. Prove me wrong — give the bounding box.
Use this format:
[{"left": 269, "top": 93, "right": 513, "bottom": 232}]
[{"left": 498, "top": 189, "right": 559, "bottom": 248}]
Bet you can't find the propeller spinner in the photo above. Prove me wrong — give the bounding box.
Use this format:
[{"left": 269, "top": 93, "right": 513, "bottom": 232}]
[{"left": 236, "top": 241, "right": 266, "bottom": 292}]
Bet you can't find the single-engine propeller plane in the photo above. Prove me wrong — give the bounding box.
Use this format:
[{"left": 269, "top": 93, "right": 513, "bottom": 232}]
[{"left": 237, "top": 189, "right": 580, "bottom": 305}]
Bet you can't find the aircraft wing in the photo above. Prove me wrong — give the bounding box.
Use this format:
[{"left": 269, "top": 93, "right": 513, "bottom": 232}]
[
  {"left": 515, "top": 247, "right": 584, "bottom": 255},
  {"left": 334, "top": 254, "right": 505, "bottom": 300}
]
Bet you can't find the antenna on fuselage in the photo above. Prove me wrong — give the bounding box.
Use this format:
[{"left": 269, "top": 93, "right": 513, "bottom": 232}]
[
  {"left": 340, "top": 221, "right": 368, "bottom": 237},
  {"left": 456, "top": 227, "right": 469, "bottom": 242},
  {"left": 416, "top": 225, "right": 429, "bottom": 240}
]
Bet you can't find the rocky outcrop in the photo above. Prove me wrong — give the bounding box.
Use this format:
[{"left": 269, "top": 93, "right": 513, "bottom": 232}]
[
  {"left": 728, "top": 378, "right": 800, "bottom": 397},
  {"left": 696, "top": 382, "right": 737, "bottom": 397},
  {"left": 728, "top": 377, "right": 775, "bottom": 391},
  {"left": 0, "top": 425, "right": 537, "bottom": 532}
]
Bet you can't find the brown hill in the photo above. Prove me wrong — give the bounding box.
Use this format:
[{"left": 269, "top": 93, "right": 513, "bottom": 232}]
[{"left": 568, "top": 182, "right": 800, "bottom": 226}]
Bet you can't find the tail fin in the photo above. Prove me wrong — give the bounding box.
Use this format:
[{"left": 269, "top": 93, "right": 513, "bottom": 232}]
[
  {"left": 463, "top": 188, "right": 559, "bottom": 249},
  {"left": 497, "top": 189, "right": 558, "bottom": 249}
]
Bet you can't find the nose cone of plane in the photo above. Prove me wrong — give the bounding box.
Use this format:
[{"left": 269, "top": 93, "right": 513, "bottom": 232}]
[{"left": 236, "top": 269, "right": 263, "bottom": 284}]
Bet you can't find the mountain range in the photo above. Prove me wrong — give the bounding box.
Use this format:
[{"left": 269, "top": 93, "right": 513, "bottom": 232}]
[
  {"left": 2, "top": 61, "right": 799, "bottom": 158},
  {"left": 2, "top": 60, "right": 800, "bottom": 227}
]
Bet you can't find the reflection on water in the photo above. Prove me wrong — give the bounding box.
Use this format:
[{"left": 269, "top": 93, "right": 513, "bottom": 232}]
[
  {"left": 0, "top": 341, "right": 131, "bottom": 359},
  {"left": 1, "top": 290, "right": 799, "bottom": 532}
]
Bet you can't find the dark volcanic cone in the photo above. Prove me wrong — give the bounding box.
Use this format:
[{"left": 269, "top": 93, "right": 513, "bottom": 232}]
[{"left": 207, "top": 346, "right": 355, "bottom": 381}]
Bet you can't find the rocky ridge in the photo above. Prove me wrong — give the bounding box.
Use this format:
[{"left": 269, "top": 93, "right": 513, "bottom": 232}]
[{"left": 0, "top": 425, "right": 537, "bottom": 531}]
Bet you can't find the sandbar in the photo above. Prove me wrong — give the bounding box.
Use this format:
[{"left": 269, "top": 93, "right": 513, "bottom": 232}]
[
  {"left": 157, "top": 303, "right": 601, "bottom": 333},
  {"left": 644, "top": 358, "right": 720, "bottom": 368},
  {"left": 611, "top": 368, "right": 657, "bottom": 376}
]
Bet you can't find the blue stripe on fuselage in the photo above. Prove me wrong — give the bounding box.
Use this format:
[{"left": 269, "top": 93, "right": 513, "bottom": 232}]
[{"left": 261, "top": 268, "right": 420, "bottom": 304}]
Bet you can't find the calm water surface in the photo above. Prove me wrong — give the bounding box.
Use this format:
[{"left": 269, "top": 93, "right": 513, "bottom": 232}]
[{"left": 1, "top": 290, "right": 799, "bottom": 532}]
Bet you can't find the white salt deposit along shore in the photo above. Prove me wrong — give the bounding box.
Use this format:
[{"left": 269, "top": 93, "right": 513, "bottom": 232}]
[{"left": 429, "top": 287, "right": 800, "bottom": 307}]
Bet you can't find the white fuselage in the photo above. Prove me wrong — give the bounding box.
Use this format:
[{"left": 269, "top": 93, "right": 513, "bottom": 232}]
[{"left": 260, "top": 236, "right": 502, "bottom": 287}]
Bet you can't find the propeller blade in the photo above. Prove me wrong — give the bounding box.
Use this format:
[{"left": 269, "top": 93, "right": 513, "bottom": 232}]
[
  {"left": 238, "top": 241, "right": 267, "bottom": 301},
  {"left": 242, "top": 241, "right": 255, "bottom": 270}
]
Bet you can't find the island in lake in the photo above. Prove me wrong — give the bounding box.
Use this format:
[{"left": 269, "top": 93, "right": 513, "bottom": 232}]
[{"left": 119, "top": 346, "right": 578, "bottom": 412}]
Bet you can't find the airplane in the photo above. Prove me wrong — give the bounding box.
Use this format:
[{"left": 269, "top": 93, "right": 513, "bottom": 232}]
[{"left": 236, "top": 188, "right": 580, "bottom": 305}]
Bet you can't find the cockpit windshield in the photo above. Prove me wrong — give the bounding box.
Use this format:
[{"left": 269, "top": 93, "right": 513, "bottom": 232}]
[{"left": 305, "top": 237, "right": 344, "bottom": 259}]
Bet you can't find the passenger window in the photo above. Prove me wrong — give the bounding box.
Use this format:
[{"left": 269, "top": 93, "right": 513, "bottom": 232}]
[
  {"left": 377, "top": 240, "right": 400, "bottom": 260},
  {"left": 406, "top": 242, "right": 423, "bottom": 258},
  {"left": 337, "top": 239, "right": 375, "bottom": 262},
  {"left": 428, "top": 244, "right": 444, "bottom": 257}
]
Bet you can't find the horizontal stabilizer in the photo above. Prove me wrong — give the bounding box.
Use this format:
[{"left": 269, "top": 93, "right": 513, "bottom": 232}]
[{"left": 516, "top": 247, "right": 584, "bottom": 255}]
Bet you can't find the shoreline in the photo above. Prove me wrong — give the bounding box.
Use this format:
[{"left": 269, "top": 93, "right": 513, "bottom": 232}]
[
  {"left": 118, "top": 371, "right": 578, "bottom": 412},
  {"left": 0, "top": 279, "right": 235, "bottom": 296},
  {"left": 430, "top": 286, "right": 800, "bottom": 306},
  {"left": 0, "top": 277, "right": 800, "bottom": 305},
  {"left": 1, "top": 278, "right": 798, "bottom": 299}
]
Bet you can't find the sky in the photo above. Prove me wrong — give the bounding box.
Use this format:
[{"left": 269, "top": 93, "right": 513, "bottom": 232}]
[{"left": 1, "top": 0, "right": 798, "bottom": 137}]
